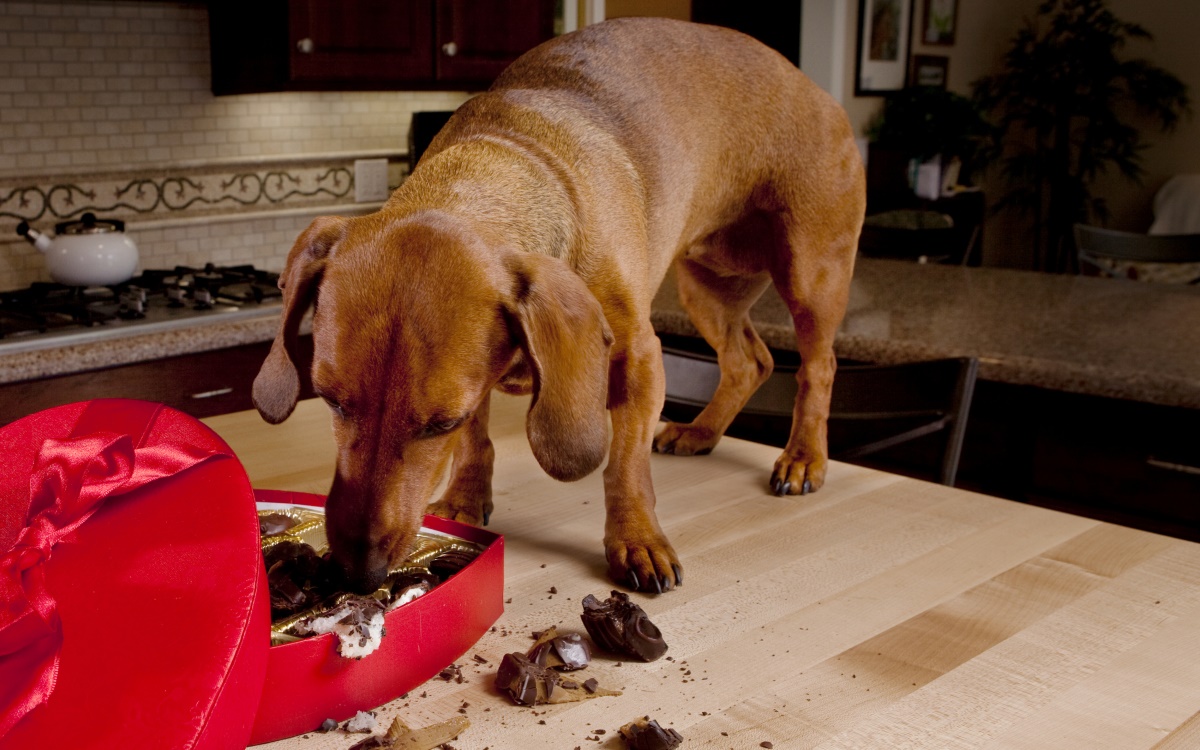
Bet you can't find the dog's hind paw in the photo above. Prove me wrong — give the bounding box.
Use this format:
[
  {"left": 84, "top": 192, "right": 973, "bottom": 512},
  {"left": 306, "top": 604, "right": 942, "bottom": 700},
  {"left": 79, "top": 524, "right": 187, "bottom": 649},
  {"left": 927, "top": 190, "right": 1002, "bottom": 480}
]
[{"left": 652, "top": 422, "right": 718, "bottom": 457}]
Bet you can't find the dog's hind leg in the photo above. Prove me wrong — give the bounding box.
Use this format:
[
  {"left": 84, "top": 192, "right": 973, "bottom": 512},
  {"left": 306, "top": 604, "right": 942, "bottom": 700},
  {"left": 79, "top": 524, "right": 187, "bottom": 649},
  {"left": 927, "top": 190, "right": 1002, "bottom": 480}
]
[
  {"left": 652, "top": 255, "right": 774, "bottom": 457},
  {"left": 765, "top": 203, "right": 860, "bottom": 496},
  {"left": 427, "top": 391, "right": 496, "bottom": 526}
]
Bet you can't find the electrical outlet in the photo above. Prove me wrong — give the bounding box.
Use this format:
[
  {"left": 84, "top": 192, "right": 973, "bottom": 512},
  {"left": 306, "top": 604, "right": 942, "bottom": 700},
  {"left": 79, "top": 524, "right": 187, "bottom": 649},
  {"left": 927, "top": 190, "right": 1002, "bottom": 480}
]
[{"left": 354, "top": 159, "right": 390, "bottom": 202}]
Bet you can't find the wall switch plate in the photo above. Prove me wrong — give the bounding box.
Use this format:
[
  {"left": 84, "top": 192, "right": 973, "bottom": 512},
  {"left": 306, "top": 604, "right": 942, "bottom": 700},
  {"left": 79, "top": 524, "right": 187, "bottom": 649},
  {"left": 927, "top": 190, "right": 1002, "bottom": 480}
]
[{"left": 354, "top": 158, "right": 390, "bottom": 202}]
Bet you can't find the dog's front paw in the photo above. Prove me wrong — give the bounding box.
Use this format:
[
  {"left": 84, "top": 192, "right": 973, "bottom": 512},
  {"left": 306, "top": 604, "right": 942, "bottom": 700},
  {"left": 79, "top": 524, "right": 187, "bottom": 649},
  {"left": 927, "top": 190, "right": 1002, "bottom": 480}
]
[
  {"left": 605, "top": 532, "right": 683, "bottom": 595},
  {"left": 427, "top": 496, "right": 495, "bottom": 527},
  {"left": 652, "top": 422, "right": 718, "bottom": 457},
  {"left": 770, "top": 450, "right": 827, "bottom": 496}
]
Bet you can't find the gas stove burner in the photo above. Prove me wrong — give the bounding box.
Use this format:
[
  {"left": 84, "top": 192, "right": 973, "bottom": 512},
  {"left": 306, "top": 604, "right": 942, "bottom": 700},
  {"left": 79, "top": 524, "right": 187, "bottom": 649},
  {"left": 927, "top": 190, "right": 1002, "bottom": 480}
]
[{"left": 0, "top": 262, "right": 282, "bottom": 342}]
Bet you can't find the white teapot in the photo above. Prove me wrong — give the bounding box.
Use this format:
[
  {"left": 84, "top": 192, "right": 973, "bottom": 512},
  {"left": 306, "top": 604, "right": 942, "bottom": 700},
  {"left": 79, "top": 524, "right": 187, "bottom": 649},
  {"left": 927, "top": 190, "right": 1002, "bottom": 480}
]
[{"left": 17, "top": 212, "right": 139, "bottom": 287}]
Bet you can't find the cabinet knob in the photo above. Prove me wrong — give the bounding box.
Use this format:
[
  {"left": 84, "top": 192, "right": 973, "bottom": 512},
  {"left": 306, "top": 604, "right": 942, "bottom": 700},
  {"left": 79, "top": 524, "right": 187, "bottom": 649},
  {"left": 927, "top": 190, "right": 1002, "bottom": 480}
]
[
  {"left": 442, "top": 41, "right": 458, "bottom": 57},
  {"left": 296, "top": 37, "right": 315, "bottom": 54}
]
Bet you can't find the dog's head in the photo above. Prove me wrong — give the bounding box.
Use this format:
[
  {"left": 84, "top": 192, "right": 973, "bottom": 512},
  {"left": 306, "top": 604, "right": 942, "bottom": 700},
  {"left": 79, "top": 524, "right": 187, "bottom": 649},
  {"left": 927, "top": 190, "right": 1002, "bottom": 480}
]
[{"left": 253, "top": 212, "right": 612, "bottom": 591}]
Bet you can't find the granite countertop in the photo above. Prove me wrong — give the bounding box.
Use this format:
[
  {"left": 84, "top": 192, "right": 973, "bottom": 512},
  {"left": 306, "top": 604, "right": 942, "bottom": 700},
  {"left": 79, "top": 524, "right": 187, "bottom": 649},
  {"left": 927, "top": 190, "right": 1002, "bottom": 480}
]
[
  {"left": 4, "top": 258, "right": 1199, "bottom": 410},
  {"left": 652, "top": 257, "right": 1200, "bottom": 410},
  {"left": 0, "top": 309, "right": 308, "bottom": 386}
]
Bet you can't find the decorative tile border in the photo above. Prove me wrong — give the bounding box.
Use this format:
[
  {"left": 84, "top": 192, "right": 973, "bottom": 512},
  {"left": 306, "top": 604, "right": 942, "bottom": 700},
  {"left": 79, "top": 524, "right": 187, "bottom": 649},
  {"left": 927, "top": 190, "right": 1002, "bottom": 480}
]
[{"left": 0, "top": 155, "right": 403, "bottom": 228}]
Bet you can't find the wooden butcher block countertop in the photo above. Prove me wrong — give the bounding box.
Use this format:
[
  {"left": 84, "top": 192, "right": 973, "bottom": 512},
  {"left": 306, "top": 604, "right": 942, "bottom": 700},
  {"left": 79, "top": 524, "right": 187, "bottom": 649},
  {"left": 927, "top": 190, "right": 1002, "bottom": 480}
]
[{"left": 203, "top": 395, "right": 1200, "bottom": 750}]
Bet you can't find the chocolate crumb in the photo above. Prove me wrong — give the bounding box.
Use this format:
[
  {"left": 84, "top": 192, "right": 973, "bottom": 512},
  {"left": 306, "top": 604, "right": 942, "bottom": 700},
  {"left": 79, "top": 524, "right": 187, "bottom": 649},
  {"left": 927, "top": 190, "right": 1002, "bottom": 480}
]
[
  {"left": 761, "top": 743, "right": 774, "bottom": 749},
  {"left": 438, "top": 663, "right": 465, "bottom": 683},
  {"left": 549, "top": 586, "right": 558, "bottom": 594}
]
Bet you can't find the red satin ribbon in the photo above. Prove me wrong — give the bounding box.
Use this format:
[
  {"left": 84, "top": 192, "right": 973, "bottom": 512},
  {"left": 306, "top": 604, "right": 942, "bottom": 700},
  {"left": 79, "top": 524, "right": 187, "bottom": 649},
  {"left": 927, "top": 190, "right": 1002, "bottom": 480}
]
[{"left": 0, "top": 402, "right": 230, "bottom": 738}]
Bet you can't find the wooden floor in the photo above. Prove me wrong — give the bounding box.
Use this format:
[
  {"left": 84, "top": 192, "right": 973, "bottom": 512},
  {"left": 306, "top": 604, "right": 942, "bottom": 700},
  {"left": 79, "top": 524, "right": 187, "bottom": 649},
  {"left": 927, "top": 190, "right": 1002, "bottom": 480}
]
[{"left": 204, "top": 395, "right": 1200, "bottom": 750}]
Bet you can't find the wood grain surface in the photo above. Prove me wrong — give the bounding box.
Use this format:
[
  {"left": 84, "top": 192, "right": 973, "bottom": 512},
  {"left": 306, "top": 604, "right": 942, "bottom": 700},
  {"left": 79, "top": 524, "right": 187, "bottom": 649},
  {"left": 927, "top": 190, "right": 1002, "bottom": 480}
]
[{"left": 203, "top": 395, "right": 1200, "bottom": 750}]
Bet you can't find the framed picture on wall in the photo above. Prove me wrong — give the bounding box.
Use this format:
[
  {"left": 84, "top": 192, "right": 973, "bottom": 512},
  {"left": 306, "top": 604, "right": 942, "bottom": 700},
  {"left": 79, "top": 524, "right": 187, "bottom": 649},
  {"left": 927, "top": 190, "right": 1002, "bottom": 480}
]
[
  {"left": 922, "top": 0, "right": 958, "bottom": 45},
  {"left": 910, "top": 54, "right": 949, "bottom": 88},
  {"left": 855, "top": 0, "right": 914, "bottom": 96}
]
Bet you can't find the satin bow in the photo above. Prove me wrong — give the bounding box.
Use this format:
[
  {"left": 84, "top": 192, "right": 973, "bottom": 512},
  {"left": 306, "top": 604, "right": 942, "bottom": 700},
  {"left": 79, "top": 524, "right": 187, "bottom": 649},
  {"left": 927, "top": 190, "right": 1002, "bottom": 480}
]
[{"left": 0, "top": 406, "right": 228, "bottom": 738}]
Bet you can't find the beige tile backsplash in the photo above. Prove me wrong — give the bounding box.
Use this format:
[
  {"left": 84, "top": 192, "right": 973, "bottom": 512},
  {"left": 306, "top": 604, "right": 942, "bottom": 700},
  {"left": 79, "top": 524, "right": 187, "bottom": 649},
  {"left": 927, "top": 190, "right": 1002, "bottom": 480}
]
[{"left": 0, "top": 0, "right": 472, "bottom": 290}]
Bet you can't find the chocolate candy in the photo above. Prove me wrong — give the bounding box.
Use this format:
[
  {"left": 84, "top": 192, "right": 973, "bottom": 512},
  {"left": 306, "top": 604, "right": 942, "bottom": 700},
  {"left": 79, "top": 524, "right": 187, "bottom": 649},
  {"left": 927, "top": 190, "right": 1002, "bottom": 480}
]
[
  {"left": 428, "top": 547, "right": 478, "bottom": 580},
  {"left": 264, "top": 540, "right": 338, "bottom": 617},
  {"left": 618, "top": 717, "right": 683, "bottom": 750},
  {"left": 294, "top": 596, "right": 387, "bottom": 660},
  {"left": 580, "top": 591, "right": 668, "bottom": 662},
  {"left": 384, "top": 570, "right": 438, "bottom": 610},
  {"left": 494, "top": 653, "right": 620, "bottom": 705},
  {"left": 259, "top": 512, "right": 300, "bottom": 536}
]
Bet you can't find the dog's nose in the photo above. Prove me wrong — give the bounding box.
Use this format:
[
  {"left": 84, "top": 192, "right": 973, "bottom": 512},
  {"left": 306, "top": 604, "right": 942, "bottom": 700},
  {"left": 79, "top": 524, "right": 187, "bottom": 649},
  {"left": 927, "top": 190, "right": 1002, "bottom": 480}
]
[{"left": 340, "top": 561, "right": 389, "bottom": 594}]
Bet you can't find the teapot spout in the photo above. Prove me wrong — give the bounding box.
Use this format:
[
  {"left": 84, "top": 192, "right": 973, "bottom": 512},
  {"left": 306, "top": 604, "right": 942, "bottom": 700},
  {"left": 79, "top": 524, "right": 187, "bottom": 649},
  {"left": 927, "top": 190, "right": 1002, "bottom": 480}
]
[{"left": 15, "top": 222, "right": 54, "bottom": 253}]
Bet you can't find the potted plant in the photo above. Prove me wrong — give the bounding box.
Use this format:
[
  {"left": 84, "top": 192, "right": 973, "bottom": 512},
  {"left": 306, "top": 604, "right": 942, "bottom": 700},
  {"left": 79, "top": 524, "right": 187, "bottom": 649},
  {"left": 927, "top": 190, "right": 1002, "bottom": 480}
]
[
  {"left": 867, "top": 86, "right": 991, "bottom": 167},
  {"left": 972, "top": 0, "right": 1190, "bottom": 272},
  {"left": 865, "top": 86, "right": 992, "bottom": 203}
]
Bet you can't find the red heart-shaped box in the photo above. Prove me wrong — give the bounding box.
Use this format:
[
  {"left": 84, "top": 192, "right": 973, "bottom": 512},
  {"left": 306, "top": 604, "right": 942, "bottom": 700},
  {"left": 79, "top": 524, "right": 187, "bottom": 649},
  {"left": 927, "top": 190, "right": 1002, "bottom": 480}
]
[
  {"left": 0, "top": 401, "right": 504, "bottom": 747},
  {"left": 249, "top": 489, "right": 504, "bottom": 745}
]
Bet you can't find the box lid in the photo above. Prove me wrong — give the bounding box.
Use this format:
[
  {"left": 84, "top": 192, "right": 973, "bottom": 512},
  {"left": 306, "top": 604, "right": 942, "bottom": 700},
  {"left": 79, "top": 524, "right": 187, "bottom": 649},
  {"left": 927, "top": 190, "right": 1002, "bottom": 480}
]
[{"left": 0, "top": 399, "right": 269, "bottom": 749}]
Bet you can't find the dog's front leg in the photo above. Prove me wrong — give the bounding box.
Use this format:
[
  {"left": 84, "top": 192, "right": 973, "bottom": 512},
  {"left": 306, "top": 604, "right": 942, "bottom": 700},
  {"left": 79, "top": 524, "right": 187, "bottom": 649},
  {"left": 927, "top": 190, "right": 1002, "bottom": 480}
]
[
  {"left": 427, "top": 391, "right": 496, "bottom": 526},
  {"left": 604, "top": 328, "right": 682, "bottom": 593}
]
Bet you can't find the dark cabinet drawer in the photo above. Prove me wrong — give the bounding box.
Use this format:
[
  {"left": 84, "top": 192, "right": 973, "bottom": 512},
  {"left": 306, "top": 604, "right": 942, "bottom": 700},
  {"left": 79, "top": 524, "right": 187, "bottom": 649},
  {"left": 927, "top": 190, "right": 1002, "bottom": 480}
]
[{"left": 0, "top": 336, "right": 315, "bottom": 425}]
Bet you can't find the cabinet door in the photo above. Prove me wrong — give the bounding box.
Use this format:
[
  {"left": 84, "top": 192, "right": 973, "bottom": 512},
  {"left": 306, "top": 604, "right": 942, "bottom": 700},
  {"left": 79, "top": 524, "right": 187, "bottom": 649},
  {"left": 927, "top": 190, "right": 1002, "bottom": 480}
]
[
  {"left": 290, "top": 0, "right": 435, "bottom": 83},
  {"left": 435, "top": 0, "right": 556, "bottom": 83}
]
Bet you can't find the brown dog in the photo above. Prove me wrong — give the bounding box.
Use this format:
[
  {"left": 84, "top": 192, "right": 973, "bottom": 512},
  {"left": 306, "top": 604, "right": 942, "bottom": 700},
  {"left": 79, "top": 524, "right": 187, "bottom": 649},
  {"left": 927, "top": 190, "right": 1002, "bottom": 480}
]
[{"left": 252, "top": 18, "right": 864, "bottom": 594}]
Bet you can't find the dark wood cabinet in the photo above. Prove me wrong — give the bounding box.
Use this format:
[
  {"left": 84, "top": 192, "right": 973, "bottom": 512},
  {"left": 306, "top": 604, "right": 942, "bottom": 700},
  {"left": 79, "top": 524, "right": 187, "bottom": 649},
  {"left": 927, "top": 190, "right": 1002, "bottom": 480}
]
[
  {"left": 0, "top": 337, "right": 315, "bottom": 426},
  {"left": 288, "top": 0, "right": 436, "bottom": 84},
  {"left": 434, "top": 0, "right": 556, "bottom": 82},
  {"left": 209, "top": 0, "right": 556, "bottom": 95},
  {"left": 955, "top": 381, "right": 1200, "bottom": 543}
]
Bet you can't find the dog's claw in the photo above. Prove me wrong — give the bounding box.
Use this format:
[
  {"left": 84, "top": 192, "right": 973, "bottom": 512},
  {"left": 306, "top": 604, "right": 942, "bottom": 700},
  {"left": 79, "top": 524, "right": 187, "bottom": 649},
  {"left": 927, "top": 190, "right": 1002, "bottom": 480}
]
[
  {"left": 771, "top": 479, "right": 791, "bottom": 496},
  {"left": 672, "top": 564, "right": 683, "bottom": 587},
  {"left": 628, "top": 570, "right": 641, "bottom": 591},
  {"left": 652, "top": 575, "right": 663, "bottom": 595},
  {"left": 801, "top": 479, "right": 813, "bottom": 496}
]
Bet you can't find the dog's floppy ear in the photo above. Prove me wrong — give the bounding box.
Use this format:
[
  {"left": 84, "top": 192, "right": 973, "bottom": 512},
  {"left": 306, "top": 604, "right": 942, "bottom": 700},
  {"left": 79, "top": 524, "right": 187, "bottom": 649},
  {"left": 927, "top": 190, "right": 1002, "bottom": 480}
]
[
  {"left": 253, "top": 216, "right": 347, "bottom": 424},
  {"left": 505, "top": 253, "right": 613, "bottom": 481}
]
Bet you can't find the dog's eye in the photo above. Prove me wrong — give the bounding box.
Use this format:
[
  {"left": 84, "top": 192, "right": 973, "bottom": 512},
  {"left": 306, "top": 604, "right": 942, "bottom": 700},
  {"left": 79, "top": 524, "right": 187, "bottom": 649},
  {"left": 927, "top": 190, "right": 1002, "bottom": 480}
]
[
  {"left": 418, "top": 416, "right": 466, "bottom": 438},
  {"left": 321, "top": 396, "right": 346, "bottom": 418}
]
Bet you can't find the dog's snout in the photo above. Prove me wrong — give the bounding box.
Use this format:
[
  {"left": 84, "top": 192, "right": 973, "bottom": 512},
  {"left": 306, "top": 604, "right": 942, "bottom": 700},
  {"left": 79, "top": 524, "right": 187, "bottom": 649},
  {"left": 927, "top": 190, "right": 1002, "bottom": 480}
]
[{"left": 340, "top": 561, "right": 389, "bottom": 595}]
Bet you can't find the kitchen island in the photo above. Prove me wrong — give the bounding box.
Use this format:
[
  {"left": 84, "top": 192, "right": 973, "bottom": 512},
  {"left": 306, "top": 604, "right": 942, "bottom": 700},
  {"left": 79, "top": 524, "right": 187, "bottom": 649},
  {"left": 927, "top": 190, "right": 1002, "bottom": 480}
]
[{"left": 202, "top": 394, "right": 1200, "bottom": 749}]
